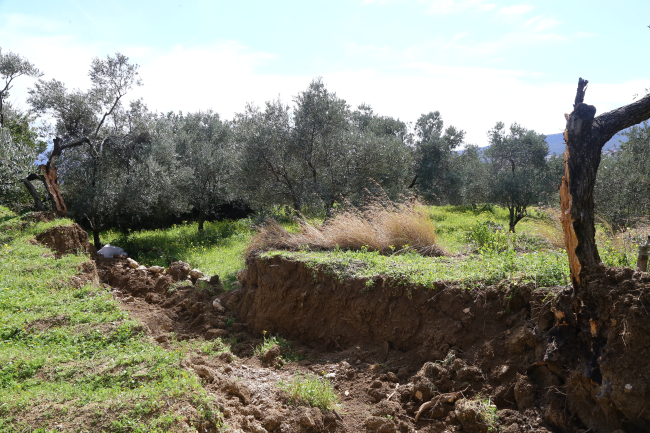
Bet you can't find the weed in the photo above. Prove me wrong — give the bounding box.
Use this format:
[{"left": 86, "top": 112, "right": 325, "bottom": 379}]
[
  {"left": 247, "top": 200, "right": 444, "bottom": 257},
  {"left": 254, "top": 331, "right": 283, "bottom": 358},
  {"left": 278, "top": 372, "right": 340, "bottom": 411}
]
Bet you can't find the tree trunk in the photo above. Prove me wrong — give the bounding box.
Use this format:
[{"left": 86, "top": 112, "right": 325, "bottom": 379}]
[
  {"left": 21, "top": 178, "right": 44, "bottom": 211},
  {"left": 508, "top": 207, "right": 516, "bottom": 233},
  {"left": 198, "top": 209, "right": 205, "bottom": 232},
  {"left": 40, "top": 164, "right": 67, "bottom": 216},
  {"left": 561, "top": 78, "right": 650, "bottom": 290},
  {"left": 93, "top": 230, "right": 102, "bottom": 250}
]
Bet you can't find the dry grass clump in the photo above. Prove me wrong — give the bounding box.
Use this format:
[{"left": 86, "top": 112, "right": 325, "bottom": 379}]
[
  {"left": 535, "top": 207, "right": 565, "bottom": 249},
  {"left": 246, "top": 201, "right": 445, "bottom": 258}
]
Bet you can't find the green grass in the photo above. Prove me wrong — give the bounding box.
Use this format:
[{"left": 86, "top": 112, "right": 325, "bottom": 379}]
[
  {"left": 98, "top": 205, "right": 638, "bottom": 295},
  {"left": 101, "top": 220, "right": 252, "bottom": 290},
  {"left": 0, "top": 207, "right": 225, "bottom": 432},
  {"left": 277, "top": 372, "right": 340, "bottom": 411},
  {"left": 264, "top": 247, "right": 569, "bottom": 289}
]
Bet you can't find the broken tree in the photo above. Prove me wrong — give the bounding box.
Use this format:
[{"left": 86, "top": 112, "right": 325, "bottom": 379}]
[{"left": 560, "top": 78, "right": 650, "bottom": 290}]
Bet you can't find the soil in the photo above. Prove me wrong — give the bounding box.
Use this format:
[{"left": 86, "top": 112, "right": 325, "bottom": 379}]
[
  {"left": 35, "top": 223, "right": 96, "bottom": 258},
  {"left": 39, "top": 224, "right": 650, "bottom": 432}
]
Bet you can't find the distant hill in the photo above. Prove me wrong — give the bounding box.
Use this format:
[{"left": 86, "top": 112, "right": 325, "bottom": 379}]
[{"left": 544, "top": 128, "right": 630, "bottom": 156}]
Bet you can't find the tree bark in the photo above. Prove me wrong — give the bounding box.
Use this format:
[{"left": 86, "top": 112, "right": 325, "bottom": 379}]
[
  {"left": 38, "top": 136, "right": 91, "bottom": 216},
  {"left": 198, "top": 209, "right": 205, "bottom": 232},
  {"left": 561, "top": 78, "right": 650, "bottom": 290},
  {"left": 92, "top": 229, "right": 102, "bottom": 250},
  {"left": 21, "top": 177, "right": 44, "bottom": 211}
]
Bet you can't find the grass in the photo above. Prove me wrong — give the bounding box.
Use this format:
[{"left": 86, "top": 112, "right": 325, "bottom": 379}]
[
  {"left": 246, "top": 200, "right": 444, "bottom": 257},
  {"left": 264, "top": 247, "right": 569, "bottom": 289},
  {"left": 455, "top": 396, "right": 498, "bottom": 432},
  {"left": 277, "top": 372, "right": 340, "bottom": 411},
  {"left": 100, "top": 204, "right": 640, "bottom": 295},
  {"left": 101, "top": 219, "right": 251, "bottom": 290},
  {"left": 0, "top": 207, "right": 225, "bottom": 432}
]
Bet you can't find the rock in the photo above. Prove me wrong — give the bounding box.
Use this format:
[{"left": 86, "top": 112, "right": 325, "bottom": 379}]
[
  {"left": 137, "top": 265, "right": 146, "bottom": 271},
  {"left": 194, "top": 366, "right": 215, "bottom": 382},
  {"left": 148, "top": 265, "right": 165, "bottom": 274},
  {"left": 155, "top": 334, "right": 168, "bottom": 343},
  {"left": 263, "top": 344, "right": 282, "bottom": 364},
  {"left": 167, "top": 261, "right": 191, "bottom": 281},
  {"left": 126, "top": 258, "right": 139, "bottom": 269},
  {"left": 97, "top": 244, "right": 127, "bottom": 258},
  {"left": 262, "top": 409, "right": 282, "bottom": 431},
  {"left": 212, "top": 299, "right": 225, "bottom": 313},
  {"left": 514, "top": 373, "right": 535, "bottom": 410},
  {"left": 189, "top": 268, "right": 204, "bottom": 282},
  {"left": 123, "top": 296, "right": 135, "bottom": 303},
  {"left": 205, "top": 328, "right": 229, "bottom": 340}
]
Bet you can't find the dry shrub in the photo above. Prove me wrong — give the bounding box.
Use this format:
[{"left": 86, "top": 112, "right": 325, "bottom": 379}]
[
  {"left": 535, "top": 207, "right": 565, "bottom": 249},
  {"left": 246, "top": 201, "right": 445, "bottom": 258}
]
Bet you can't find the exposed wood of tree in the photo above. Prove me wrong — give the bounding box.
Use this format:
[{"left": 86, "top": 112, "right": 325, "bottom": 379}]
[
  {"left": 40, "top": 136, "right": 90, "bottom": 216},
  {"left": 560, "top": 78, "right": 650, "bottom": 290}
]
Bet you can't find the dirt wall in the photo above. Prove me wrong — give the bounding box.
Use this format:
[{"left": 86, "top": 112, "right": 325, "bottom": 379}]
[{"left": 237, "top": 255, "right": 650, "bottom": 433}]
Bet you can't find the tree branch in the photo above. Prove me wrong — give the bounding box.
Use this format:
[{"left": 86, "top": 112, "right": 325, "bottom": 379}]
[
  {"left": 594, "top": 92, "right": 650, "bottom": 146},
  {"left": 93, "top": 92, "right": 123, "bottom": 139},
  {"left": 47, "top": 136, "right": 91, "bottom": 167},
  {"left": 574, "top": 77, "right": 588, "bottom": 107}
]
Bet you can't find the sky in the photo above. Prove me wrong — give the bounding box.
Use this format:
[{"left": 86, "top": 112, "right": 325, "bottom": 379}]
[{"left": 1, "top": 0, "right": 649, "bottom": 146}]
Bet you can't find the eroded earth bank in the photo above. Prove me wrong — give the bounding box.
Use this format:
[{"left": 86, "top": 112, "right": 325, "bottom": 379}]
[
  {"left": 94, "top": 244, "right": 650, "bottom": 433},
  {"left": 39, "top": 223, "right": 650, "bottom": 432}
]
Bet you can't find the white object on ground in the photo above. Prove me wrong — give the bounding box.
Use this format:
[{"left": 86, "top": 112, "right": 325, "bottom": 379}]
[{"left": 97, "top": 244, "right": 128, "bottom": 258}]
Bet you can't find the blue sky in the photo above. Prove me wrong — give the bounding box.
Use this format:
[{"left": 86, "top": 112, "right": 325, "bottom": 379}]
[{"left": 1, "top": 0, "right": 649, "bottom": 145}]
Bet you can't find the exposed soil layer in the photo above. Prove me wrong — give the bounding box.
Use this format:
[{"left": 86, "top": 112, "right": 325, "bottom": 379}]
[
  {"left": 34, "top": 224, "right": 650, "bottom": 432},
  {"left": 235, "top": 255, "right": 650, "bottom": 433},
  {"left": 35, "top": 224, "right": 95, "bottom": 258}
]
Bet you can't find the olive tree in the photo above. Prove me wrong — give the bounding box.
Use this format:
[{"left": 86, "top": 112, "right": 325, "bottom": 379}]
[
  {"left": 485, "top": 122, "right": 550, "bottom": 232},
  {"left": 27, "top": 52, "right": 142, "bottom": 220},
  {"left": 0, "top": 47, "right": 42, "bottom": 128},
  {"left": 175, "top": 111, "right": 235, "bottom": 232},
  {"left": 411, "top": 111, "right": 466, "bottom": 204}
]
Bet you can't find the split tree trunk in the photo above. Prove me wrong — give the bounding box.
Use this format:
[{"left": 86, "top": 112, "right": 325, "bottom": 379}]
[
  {"left": 36, "top": 136, "right": 91, "bottom": 216},
  {"left": 21, "top": 178, "right": 44, "bottom": 211},
  {"left": 561, "top": 78, "right": 650, "bottom": 290}
]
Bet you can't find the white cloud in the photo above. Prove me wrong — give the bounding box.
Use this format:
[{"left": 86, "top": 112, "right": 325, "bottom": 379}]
[{"left": 1, "top": 13, "right": 648, "bottom": 147}]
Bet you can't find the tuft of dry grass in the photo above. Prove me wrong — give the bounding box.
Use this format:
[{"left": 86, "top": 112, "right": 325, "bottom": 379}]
[
  {"left": 246, "top": 201, "right": 445, "bottom": 258},
  {"left": 535, "top": 207, "right": 565, "bottom": 250}
]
